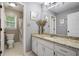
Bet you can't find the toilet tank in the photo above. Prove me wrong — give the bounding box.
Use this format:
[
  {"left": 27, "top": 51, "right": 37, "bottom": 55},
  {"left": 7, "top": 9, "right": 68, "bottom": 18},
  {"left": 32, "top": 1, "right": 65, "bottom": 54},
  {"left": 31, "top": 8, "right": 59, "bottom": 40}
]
[{"left": 6, "top": 34, "right": 15, "bottom": 40}]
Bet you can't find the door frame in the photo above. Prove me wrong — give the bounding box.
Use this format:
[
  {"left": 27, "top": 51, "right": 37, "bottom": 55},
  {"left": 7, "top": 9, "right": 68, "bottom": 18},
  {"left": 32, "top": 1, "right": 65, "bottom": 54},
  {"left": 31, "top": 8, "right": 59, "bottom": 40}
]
[
  {"left": 1, "top": 3, "right": 5, "bottom": 56},
  {"left": 10, "top": 2, "right": 26, "bottom": 55},
  {"left": 1, "top": 2, "right": 26, "bottom": 56},
  {"left": 18, "top": 2, "right": 26, "bottom": 55}
]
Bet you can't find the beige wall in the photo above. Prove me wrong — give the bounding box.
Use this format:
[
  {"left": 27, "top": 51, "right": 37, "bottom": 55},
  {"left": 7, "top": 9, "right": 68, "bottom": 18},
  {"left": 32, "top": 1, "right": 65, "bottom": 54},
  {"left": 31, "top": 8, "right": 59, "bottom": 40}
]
[{"left": 5, "top": 7, "right": 23, "bottom": 42}]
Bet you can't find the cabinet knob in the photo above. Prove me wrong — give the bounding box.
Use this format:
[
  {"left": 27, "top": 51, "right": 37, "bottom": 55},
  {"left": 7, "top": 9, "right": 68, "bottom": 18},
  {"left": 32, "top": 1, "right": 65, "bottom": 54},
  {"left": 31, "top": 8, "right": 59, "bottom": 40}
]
[
  {"left": 67, "top": 30, "right": 70, "bottom": 33},
  {"left": 0, "top": 28, "right": 2, "bottom": 31},
  {"left": 0, "top": 51, "right": 2, "bottom": 56},
  {"left": 0, "top": 5, "right": 2, "bottom": 8},
  {"left": 54, "top": 52, "right": 55, "bottom": 55}
]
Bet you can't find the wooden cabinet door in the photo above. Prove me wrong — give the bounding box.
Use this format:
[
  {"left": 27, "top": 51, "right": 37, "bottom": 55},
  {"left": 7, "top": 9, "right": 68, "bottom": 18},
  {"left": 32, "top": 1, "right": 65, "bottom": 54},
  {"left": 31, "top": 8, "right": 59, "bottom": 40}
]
[
  {"left": 44, "top": 47, "right": 54, "bottom": 56},
  {"left": 55, "top": 51, "right": 65, "bottom": 56},
  {"left": 32, "top": 37, "right": 38, "bottom": 54},
  {"left": 38, "top": 43, "right": 44, "bottom": 56},
  {"left": 76, "top": 49, "right": 79, "bottom": 56},
  {"left": 55, "top": 44, "right": 76, "bottom": 56}
]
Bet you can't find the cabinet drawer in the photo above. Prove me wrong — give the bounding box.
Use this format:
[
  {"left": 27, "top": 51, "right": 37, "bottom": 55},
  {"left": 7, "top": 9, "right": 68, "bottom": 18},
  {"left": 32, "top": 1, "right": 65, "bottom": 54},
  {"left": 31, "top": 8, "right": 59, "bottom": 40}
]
[
  {"left": 55, "top": 44, "right": 76, "bottom": 56},
  {"left": 37, "top": 38, "right": 54, "bottom": 49}
]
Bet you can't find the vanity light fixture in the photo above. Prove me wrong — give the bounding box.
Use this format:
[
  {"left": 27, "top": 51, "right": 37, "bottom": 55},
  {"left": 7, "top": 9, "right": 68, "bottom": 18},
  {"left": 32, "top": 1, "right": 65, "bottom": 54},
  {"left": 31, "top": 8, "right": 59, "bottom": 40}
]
[
  {"left": 44, "top": 2, "right": 64, "bottom": 9},
  {"left": 44, "top": 2, "right": 50, "bottom": 5},
  {"left": 44, "top": 2, "right": 57, "bottom": 6},
  {"left": 8, "top": 2, "right": 17, "bottom": 7}
]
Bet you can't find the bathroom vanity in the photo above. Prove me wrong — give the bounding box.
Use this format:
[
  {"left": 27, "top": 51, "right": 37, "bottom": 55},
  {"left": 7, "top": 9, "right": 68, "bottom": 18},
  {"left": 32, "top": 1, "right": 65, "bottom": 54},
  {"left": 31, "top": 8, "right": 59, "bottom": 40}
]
[{"left": 32, "top": 33, "right": 79, "bottom": 56}]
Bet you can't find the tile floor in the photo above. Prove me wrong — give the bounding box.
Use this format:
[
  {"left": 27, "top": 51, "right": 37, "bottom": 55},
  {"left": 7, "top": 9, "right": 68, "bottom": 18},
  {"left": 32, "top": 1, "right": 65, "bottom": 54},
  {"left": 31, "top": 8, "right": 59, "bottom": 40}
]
[{"left": 4, "top": 42, "right": 35, "bottom": 56}]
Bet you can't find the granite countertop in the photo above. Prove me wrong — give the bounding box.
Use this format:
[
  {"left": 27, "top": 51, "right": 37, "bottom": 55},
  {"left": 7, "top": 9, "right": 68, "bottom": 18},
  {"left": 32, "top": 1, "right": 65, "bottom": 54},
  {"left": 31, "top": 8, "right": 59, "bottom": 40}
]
[{"left": 32, "top": 33, "right": 79, "bottom": 49}]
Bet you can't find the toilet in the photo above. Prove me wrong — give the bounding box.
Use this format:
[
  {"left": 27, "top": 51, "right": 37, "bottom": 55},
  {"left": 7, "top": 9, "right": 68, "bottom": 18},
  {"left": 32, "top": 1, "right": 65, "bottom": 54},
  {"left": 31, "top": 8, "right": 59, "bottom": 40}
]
[{"left": 6, "top": 34, "right": 15, "bottom": 48}]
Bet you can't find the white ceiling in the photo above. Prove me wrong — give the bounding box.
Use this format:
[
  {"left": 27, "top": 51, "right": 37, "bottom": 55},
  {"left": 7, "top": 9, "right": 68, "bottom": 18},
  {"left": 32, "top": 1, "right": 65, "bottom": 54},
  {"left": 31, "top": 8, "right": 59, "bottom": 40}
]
[
  {"left": 4, "top": 2, "right": 23, "bottom": 12},
  {"left": 48, "top": 2, "right": 79, "bottom": 14},
  {"left": 4, "top": 2, "right": 79, "bottom": 14}
]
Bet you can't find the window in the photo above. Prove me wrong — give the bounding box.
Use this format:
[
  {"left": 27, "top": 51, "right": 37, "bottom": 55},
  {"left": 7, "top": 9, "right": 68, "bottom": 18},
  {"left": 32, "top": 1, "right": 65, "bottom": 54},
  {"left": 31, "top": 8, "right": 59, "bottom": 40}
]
[{"left": 6, "top": 16, "right": 16, "bottom": 29}]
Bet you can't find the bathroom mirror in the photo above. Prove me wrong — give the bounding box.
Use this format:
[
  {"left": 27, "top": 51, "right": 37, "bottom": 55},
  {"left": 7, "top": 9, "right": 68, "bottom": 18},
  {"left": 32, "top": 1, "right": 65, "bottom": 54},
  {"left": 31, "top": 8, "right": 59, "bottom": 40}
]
[{"left": 47, "top": 2, "right": 79, "bottom": 37}]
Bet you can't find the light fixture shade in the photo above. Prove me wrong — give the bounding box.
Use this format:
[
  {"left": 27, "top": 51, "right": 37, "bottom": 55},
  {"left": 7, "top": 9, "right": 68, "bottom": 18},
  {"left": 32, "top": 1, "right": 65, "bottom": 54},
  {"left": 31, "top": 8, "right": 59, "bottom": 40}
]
[
  {"left": 44, "top": 2, "right": 64, "bottom": 9},
  {"left": 9, "top": 3, "right": 16, "bottom": 7},
  {"left": 44, "top": 2, "right": 49, "bottom": 5}
]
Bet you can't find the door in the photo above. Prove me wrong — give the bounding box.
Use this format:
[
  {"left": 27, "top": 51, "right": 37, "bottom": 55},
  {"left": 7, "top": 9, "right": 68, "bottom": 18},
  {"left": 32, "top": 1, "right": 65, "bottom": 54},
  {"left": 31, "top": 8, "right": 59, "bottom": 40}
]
[
  {"left": 49, "top": 16, "right": 56, "bottom": 34},
  {"left": 0, "top": 3, "right": 5, "bottom": 56},
  {"left": 67, "top": 12, "right": 79, "bottom": 37}
]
